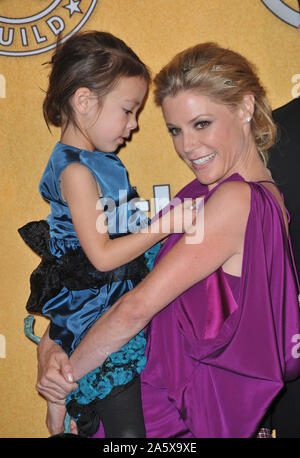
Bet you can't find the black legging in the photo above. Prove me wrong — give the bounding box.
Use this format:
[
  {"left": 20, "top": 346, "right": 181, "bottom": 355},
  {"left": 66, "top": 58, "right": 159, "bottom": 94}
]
[
  {"left": 54, "top": 377, "right": 146, "bottom": 438},
  {"left": 95, "top": 376, "right": 146, "bottom": 438}
]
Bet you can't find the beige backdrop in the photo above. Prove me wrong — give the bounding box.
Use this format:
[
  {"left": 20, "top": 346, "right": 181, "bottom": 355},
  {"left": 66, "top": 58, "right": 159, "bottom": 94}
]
[{"left": 0, "top": 0, "right": 299, "bottom": 438}]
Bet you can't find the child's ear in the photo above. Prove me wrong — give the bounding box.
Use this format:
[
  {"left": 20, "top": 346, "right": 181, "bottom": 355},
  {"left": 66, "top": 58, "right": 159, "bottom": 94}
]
[{"left": 72, "top": 87, "right": 93, "bottom": 115}]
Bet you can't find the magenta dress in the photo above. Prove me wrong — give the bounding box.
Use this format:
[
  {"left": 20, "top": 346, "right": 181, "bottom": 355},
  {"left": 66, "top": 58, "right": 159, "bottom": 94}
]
[{"left": 94, "top": 173, "right": 300, "bottom": 438}]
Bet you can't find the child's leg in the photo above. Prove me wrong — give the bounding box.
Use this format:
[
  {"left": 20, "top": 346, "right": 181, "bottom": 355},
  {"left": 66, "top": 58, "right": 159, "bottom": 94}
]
[
  {"left": 46, "top": 401, "right": 66, "bottom": 436},
  {"left": 96, "top": 376, "right": 146, "bottom": 438}
]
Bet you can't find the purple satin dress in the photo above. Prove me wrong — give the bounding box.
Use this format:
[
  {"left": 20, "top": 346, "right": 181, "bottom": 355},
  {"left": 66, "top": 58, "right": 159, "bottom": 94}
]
[{"left": 94, "top": 173, "right": 300, "bottom": 438}]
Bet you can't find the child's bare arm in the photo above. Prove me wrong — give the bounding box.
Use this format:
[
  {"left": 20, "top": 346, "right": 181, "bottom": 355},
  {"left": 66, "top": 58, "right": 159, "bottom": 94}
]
[{"left": 60, "top": 163, "right": 196, "bottom": 271}]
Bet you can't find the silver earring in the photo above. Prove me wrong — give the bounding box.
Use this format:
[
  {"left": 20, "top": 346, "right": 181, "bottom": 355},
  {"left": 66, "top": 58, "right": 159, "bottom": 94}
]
[{"left": 246, "top": 116, "right": 251, "bottom": 122}]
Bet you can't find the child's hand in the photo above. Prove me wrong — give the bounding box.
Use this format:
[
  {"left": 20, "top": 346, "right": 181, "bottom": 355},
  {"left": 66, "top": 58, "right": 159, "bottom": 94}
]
[
  {"left": 46, "top": 401, "right": 67, "bottom": 436},
  {"left": 159, "top": 197, "right": 203, "bottom": 234},
  {"left": 181, "top": 197, "right": 202, "bottom": 232}
]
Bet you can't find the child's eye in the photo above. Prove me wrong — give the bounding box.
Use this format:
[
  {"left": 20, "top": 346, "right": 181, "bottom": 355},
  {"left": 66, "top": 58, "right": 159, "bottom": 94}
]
[
  {"left": 195, "top": 120, "right": 211, "bottom": 129},
  {"left": 168, "top": 127, "right": 181, "bottom": 137},
  {"left": 124, "top": 109, "right": 133, "bottom": 115}
]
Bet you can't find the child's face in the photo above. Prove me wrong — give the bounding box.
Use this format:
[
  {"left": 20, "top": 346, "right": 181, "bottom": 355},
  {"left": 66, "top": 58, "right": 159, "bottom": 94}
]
[{"left": 85, "top": 76, "right": 148, "bottom": 152}]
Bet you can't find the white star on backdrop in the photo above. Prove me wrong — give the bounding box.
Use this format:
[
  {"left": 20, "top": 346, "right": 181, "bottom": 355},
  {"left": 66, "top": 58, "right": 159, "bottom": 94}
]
[{"left": 63, "top": 0, "right": 83, "bottom": 17}]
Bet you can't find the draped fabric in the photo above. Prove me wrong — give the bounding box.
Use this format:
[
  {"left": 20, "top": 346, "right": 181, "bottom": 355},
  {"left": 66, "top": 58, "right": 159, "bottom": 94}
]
[
  {"left": 94, "top": 173, "right": 300, "bottom": 438},
  {"left": 141, "top": 173, "right": 300, "bottom": 437}
]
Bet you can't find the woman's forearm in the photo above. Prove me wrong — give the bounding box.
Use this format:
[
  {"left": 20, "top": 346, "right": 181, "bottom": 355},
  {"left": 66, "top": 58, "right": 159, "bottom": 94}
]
[{"left": 69, "top": 290, "right": 150, "bottom": 380}]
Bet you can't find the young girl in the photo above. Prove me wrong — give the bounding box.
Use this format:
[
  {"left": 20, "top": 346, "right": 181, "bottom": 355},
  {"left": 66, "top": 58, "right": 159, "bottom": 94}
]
[{"left": 19, "top": 31, "right": 194, "bottom": 438}]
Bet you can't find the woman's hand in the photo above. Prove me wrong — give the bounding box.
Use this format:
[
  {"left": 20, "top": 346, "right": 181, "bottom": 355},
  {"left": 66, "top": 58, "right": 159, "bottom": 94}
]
[{"left": 36, "top": 327, "right": 78, "bottom": 403}]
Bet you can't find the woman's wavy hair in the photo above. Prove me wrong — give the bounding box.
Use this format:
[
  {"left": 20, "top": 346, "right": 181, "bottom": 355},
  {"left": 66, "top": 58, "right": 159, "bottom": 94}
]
[
  {"left": 43, "top": 31, "right": 150, "bottom": 131},
  {"left": 154, "top": 43, "right": 276, "bottom": 156}
]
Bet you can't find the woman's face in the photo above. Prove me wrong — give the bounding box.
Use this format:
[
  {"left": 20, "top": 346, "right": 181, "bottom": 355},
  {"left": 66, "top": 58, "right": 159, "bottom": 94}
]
[{"left": 161, "top": 90, "right": 253, "bottom": 188}]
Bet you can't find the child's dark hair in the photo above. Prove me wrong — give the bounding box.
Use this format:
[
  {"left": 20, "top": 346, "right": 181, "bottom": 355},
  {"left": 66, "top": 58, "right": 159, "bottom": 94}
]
[{"left": 43, "top": 31, "right": 150, "bottom": 130}]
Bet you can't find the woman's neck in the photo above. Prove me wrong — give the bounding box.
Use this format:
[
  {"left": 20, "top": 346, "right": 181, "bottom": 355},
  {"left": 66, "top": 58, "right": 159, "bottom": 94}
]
[
  {"left": 238, "top": 151, "right": 272, "bottom": 184},
  {"left": 208, "top": 145, "right": 272, "bottom": 191},
  {"left": 228, "top": 139, "right": 272, "bottom": 184}
]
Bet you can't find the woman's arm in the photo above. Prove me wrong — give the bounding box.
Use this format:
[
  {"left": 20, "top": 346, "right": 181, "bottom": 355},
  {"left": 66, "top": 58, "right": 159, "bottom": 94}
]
[
  {"left": 70, "top": 181, "right": 251, "bottom": 380},
  {"left": 60, "top": 163, "right": 195, "bottom": 271}
]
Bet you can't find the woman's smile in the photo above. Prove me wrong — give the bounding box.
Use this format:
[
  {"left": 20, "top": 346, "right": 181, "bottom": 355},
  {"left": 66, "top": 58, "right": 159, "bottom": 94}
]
[{"left": 190, "top": 151, "right": 217, "bottom": 168}]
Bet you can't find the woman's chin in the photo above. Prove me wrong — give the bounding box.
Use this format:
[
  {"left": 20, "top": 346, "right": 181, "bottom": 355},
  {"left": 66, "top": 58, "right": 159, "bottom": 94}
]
[{"left": 193, "top": 170, "right": 218, "bottom": 187}]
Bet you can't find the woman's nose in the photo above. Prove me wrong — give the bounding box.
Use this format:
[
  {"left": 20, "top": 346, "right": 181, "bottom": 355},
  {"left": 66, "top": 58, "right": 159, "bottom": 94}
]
[{"left": 183, "top": 131, "right": 198, "bottom": 154}]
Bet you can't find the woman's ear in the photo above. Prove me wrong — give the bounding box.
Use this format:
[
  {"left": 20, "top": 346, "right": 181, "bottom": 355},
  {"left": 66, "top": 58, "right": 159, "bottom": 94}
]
[
  {"left": 72, "top": 87, "right": 93, "bottom": 115},
  {"left": 240, "top": 94, "right": 255, "bottom": 123}
]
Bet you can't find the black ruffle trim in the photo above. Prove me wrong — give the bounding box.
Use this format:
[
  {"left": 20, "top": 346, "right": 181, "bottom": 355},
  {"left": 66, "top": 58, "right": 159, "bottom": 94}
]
[
  {"left": 66, "top": 398, "right": 101, "bottom": 437},
  {"left": 18, "top": 220, "right": 149, "bottom": 314},
  {"left": 66, "top": 377, "right": 138, "bottom": 437}
]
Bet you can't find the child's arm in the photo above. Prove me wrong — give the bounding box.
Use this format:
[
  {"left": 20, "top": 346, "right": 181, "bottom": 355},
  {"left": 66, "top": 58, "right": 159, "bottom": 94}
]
[{"left": 60, "top": 163, "right": 195, "bottom": 271}]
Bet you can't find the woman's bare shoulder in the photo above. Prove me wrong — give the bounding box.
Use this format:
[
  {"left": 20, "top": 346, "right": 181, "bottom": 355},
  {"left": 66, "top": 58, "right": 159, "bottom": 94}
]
[{"left": 206, "top": 180, "right": 251, "bottom": 220}]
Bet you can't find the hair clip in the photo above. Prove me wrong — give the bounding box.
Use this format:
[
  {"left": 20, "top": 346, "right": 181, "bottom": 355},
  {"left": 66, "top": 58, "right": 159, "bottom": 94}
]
[
  {"left": 224, "top": 79, "right": 235, "bottom": 87},
  {"left": 181, "top": 65, "right": 192, "bottom": 74}
]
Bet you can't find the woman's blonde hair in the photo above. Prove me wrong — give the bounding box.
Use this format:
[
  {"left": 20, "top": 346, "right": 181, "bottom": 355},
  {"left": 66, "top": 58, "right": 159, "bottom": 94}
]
[{"left": 154, "top": 43, "right": 276, "bottom": 154}]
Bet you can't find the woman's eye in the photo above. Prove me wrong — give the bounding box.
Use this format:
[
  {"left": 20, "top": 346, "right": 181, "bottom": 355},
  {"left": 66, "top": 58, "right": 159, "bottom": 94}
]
[
  {"left": 124, "top": 109, "right": 133, "bottom": 115},
  {"left": 195, "top": 120, "right": 211, "bottom": 129},
  {"left": 168, "top": 127, "right": 181, "bottom": 136}
]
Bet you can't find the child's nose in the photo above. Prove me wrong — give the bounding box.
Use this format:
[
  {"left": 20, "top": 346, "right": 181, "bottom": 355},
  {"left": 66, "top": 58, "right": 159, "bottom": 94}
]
[{"left": 128, "top": 115, "right": 138, "bottom": 131}]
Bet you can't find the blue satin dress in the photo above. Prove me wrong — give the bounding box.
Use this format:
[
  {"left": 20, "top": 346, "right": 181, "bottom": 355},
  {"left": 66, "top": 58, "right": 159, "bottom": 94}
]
[{"left": 39, "top": 142, "right": 158, "bottom": 411}]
